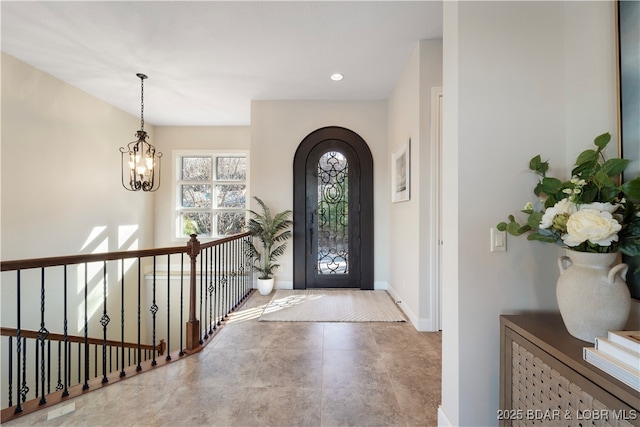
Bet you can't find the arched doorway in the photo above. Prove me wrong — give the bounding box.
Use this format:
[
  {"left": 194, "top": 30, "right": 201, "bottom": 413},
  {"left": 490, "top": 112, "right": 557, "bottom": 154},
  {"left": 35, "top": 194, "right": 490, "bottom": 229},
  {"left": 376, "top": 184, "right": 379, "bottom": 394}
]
[{"left": 293, "top": 127, "right": 373, "bottom": 290}]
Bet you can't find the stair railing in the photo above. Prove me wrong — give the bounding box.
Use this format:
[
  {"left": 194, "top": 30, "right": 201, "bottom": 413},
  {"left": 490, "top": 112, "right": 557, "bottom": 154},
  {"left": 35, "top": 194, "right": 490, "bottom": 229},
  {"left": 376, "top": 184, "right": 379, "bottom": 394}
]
[{"left": 0, "top": 232, "right": 253, "bottom": 422}]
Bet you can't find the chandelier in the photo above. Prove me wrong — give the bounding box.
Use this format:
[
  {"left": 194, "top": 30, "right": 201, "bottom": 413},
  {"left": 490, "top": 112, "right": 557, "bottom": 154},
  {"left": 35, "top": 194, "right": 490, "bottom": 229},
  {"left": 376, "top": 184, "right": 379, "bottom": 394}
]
[{"left": 120, "top": 73, "right": 162, "bottom": 192}]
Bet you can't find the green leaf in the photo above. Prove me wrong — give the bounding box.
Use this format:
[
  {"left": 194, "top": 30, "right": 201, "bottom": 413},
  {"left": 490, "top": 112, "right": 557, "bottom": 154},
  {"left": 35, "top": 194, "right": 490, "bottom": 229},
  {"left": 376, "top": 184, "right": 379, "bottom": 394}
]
[
  {"left": 619, "top": 239, "right": 640, "bottom": 257},
  {"left": 533, "top": 182, "right": 544, "bottom": 197},
  {"left": 544, "top": 194, "right": 559, "bottom": 209},
  {"left": 575, "top": 149, "right": 598, "bottom": 167},
  {"left": 594, "top": 170, "right": 614, "bottom": 188},
  {"left": 529, "top": 155, "right": 548, "bottom": 175},
  {"left": 506, "top": 222, "right": 530, "bottom": 236},
  {"left": 539, "top": 177, "right": 562, "bottom": 195},
  {"left": 622, "top": 177, "right": 640, "bottom": 200},
  {"left": 601, "top": 158, "right": 629, "bottom": 177},
  {"left": 593, "top": 132, "right": 611, "bottom": 151},
  {"left": 572, "top": 161, "right": 597, "bottom": 178},
  {"left": 496, "top": 222, "right": 507, "bottom": 231},
  {"left": 599, "top": 186, "right": 620, "bottom": 202},
  {"left": 526, "top": 232, "right": 558, "bottom": 243},
  {"left": 527, "top": 212, "right": 543, "bottom": 229},
  {"left": 578, "top": 185, "right": 598, "bottom": 203}
]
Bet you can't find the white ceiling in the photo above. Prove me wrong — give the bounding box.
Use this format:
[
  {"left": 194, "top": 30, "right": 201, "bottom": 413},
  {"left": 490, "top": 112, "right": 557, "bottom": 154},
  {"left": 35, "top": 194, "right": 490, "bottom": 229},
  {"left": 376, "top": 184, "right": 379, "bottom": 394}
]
[{"left": 1, "top": 1, "right": 443, "bottom": 126}]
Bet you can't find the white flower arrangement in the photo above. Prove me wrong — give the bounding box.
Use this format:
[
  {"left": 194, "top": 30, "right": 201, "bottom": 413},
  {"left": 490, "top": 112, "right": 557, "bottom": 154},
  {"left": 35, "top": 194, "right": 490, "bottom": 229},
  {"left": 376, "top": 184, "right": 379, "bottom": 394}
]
[{"left": 498, "top": 133, "right": 640, "bottom": 257}]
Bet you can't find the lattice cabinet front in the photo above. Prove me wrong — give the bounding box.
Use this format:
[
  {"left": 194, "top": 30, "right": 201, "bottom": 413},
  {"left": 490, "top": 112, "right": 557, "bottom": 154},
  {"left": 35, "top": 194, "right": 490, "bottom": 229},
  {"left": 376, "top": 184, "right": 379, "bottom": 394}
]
[{"left": 500, "top": 314, "right": 639, "bottom": 427}]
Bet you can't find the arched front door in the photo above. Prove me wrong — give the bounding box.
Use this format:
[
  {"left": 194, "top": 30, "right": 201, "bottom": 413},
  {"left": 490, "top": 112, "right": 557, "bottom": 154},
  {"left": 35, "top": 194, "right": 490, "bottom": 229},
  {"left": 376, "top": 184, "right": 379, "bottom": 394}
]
[{"left": 293, "top": 127, "right": 373, "bottom": 290}]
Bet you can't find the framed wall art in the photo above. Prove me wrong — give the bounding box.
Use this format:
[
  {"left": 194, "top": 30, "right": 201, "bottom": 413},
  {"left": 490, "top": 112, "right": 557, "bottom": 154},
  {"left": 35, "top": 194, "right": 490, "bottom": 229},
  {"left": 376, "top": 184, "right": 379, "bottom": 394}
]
[
  {"left": 391, "top": 139, "right": 410, "bottom": 203},
  {"left": 617, "top": 0, "right": 640, "bottom": 299}
]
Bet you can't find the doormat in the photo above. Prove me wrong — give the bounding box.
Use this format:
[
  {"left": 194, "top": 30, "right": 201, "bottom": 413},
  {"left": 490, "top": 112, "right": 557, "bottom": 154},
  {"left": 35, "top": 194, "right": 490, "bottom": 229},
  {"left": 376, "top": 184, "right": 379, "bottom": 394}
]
[{"left": 258, "top": 289, "right": 406, "bottom": 322}]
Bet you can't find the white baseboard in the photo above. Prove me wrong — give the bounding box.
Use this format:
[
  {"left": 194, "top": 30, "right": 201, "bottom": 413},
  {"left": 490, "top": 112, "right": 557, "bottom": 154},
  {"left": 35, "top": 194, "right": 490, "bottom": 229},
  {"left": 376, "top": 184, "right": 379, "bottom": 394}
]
[
  {"left": 252, "top": 280, "right": 293, "bottom": 290},
  {"left": 255, "top": 281, "right": 388, "bottom": 291},
  {"left": 385, "top": 284, "right": 437, "bottom": 332},
  {"left": 437, "top": 406, "right": 453, "bottom": 427}
]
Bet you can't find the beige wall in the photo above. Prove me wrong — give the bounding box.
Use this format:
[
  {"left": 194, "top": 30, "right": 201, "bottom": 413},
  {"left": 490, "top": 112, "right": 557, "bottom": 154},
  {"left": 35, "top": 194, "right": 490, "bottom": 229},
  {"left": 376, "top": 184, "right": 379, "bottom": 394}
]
[
  {"left": 387, "top": 39, "right": 443, "bottom": 330},
  {"left": 152, "top": 125, "right": 251, "bottom": 248},
  {"left": 1, "top": 53, "right": 156, "bottom": 260},
  {"left": 388, "top": 45, "right": 421, "bottom": 322},
  {"left": 0, "top": 53, "right": 157, "bottom": 405},
  {"left": 250, "top": 100, "right": 389, "bottom": 287}
]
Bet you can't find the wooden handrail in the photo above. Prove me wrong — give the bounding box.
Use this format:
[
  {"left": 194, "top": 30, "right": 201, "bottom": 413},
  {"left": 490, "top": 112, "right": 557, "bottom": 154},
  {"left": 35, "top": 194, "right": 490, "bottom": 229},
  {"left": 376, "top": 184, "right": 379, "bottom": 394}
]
[
  {"left": 0, "top": 232, "right": 251, "bottom": 272},
  {"left": 200, "top": 231, "right": 251, "bottom": 250},
  {"left": 1, "top": 327, "right": 165, "bottom": 355}
]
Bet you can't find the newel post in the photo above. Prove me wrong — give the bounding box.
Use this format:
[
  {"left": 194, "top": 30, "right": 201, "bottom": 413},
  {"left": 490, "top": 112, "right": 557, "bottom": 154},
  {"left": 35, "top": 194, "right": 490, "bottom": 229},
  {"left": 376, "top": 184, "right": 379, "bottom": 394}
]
[{"left": 186, "top": 234, "right": 200, "bottom": 350}]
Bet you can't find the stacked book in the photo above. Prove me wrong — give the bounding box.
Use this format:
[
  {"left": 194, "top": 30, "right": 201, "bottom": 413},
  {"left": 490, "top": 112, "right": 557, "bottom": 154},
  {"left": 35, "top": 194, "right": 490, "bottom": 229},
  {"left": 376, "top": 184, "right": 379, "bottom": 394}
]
[{"left": 583, "top": 330, "right": 640, "bottom": 392}]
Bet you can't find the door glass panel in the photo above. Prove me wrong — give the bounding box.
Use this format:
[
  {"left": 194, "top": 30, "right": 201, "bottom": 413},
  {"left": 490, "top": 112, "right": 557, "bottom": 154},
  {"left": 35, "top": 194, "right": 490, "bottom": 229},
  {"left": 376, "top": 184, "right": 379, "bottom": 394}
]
[{"left": 317, "top": 151, "right": 348, "bottom": 274}]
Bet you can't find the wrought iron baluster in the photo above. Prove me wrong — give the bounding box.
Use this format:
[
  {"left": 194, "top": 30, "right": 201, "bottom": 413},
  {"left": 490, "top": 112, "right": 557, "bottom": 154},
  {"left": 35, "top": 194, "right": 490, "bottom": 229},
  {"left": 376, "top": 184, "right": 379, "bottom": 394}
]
[
  {"left": 38, "top": 267, "right": 48, "bottom": 404},
  {"left": 66, "top": 342, "right": 71, "bottom": 390},
  {"left": 120, "top": 258, "right": 126, "bottom": 377},
  {"left": 246, "top": 236, "right": 252, "bottom": 296},
  {"left": 47, "top": 340, "right": 51, "bottom": 394},
  {"left": 232, "top": 239, "right": 237, "bottom": 308},
  {"left": 224, "top": 242, "right": 230, "bottom": 318},
  {"left": 62, "top": 265, "right": 69, "bottom": 396},
  {"left": 76, "top": 342, "right": 81, "bottom": 385},
  {"left": 179, "top": 254, "right": 185, "bottom": 356},
  {"left": 166, "top": 254, "right": 171, "bottom": 361},
  {"left": 221, "top": 243, "right": 227, "bottom": 319},
  {"left": 216, "top": 244, "right": 222, "bottom": 327},
  {"left": 214, "top": 245, "right": 218, "bottom": 331},
  {"left": 101, "top": 260, "right": 110, "bottom": 383},
  {"left": 15, "top": 270, "right": 24, "bottom": 414},
  {"left": 207, "top": 247, "right": 216, "bottom": 335},
  {"left": 8, "top": 335, "right": 13, "bottom": 407},
  {"left": 20, "top": 337, "right": 27, "bottom": 407},
  {"left": 245, "top": 236, "right": 252, "bottom": 299},
  {"left": 83, "top": 263, "right": 89, "bottom": 390},
  {"left": 241, "top": 237, "right": 247, "bottom": 298},
  {"left": 55, "top": 341, "right": 63, "bottom": 392},
  {"left": 203, "top": 248, "right": 209, "bottom": 340},
  {"left": 199, "top": 252, "right": 204, "bottom": 344},
  {"left": 136, "top": 257, "right": 142, "bottom": 371},
  {"left": 35, "top": 340, "right": 39, "bottom": 399},
  {"left": 150, "top": 256, "right": 158, "bottom": 366}
]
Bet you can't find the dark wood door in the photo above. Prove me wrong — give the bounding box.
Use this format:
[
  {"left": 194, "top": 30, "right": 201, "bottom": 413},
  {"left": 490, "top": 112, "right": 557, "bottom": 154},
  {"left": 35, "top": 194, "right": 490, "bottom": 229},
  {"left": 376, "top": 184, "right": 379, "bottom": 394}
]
[{"left": 293, "top": 126, "right": 373, "bottom": 290}]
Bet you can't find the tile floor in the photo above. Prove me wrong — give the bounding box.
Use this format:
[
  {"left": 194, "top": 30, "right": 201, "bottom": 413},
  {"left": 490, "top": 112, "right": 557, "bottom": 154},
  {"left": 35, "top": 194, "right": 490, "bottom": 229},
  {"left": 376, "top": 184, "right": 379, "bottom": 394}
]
[{"left": 5, "top": 291, "right": 442, "bottom": 427}]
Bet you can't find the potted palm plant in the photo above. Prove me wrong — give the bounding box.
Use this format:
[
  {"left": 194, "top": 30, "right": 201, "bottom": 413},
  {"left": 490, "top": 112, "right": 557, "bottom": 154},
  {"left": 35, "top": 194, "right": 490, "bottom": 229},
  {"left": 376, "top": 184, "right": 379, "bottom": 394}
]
[{"left": 247, "top": 196, "right": 293, "bottom": 295}]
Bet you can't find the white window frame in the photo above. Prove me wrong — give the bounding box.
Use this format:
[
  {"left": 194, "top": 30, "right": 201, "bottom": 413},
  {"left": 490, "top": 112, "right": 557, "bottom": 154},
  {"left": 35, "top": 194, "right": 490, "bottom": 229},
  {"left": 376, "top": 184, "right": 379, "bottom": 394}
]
[{"left": 172, "top": 150, "right": 250, "bottom": 242}]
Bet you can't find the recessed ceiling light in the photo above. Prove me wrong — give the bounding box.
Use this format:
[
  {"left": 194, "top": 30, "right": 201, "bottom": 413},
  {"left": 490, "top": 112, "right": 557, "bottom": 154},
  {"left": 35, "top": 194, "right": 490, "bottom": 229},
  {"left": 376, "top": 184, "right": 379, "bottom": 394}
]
[{"left": 331, "top": 73, "right": 344, "bottom": 81}]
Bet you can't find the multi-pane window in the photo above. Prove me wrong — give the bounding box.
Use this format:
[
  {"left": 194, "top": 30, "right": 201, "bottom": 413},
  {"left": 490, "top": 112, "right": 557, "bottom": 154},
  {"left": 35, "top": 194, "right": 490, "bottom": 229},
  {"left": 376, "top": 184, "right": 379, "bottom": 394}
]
[{"left": 175, "top": 152, "right": 248, "bottom": 239}]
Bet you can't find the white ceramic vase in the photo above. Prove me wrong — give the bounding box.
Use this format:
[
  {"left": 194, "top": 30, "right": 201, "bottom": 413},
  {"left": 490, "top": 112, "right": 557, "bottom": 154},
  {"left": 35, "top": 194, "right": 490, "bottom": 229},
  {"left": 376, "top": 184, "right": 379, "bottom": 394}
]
[
  {"left": 556, "top": 250, "right": 631, "bottom": 343},
  {"left": 257, "top": 277, "right": 275, "bottom": 296}
]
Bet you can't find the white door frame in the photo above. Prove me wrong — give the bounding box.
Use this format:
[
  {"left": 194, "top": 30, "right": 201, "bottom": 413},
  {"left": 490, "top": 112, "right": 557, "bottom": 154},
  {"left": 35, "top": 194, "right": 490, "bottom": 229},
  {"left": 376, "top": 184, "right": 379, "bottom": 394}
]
[{"left": 430, "top": 87, "right": 444, "bottom": 331}]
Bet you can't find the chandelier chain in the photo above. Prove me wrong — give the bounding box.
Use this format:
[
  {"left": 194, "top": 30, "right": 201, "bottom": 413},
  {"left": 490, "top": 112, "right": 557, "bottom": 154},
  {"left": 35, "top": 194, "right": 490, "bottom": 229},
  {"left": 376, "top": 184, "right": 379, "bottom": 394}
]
[{"left": 140, "top": 76, "right": 144, "bottom": 131}]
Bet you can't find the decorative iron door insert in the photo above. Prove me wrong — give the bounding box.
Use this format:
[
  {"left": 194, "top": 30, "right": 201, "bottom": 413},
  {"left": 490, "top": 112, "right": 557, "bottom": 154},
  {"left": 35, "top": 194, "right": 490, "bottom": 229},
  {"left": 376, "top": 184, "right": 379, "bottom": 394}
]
[
  {"left": 306, "top": 140, "right": 360, "bottom": 288},
  {"left": 317, "top": 150, "right": 349, "bottom": 275},
  {"left": 293, "top": 126, "right": 374, "bottom": 290}
]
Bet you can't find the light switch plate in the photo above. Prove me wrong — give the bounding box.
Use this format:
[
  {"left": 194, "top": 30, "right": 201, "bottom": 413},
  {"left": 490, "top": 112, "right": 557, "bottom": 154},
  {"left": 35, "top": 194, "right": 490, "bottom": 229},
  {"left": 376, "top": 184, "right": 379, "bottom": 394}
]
[{"left": 490, "top": 228, "right": 506, "bottom": 252}]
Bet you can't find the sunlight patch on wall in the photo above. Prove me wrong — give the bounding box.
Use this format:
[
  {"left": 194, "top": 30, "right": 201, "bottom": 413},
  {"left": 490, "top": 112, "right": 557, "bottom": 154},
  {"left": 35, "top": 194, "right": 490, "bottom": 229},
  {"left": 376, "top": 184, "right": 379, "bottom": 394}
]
[
  {"left": 80, "top": 226, "right": 107, "bottom": 251},
  {"left": 76, "top": 262, "right": 108, "bottom": 333},
  {"left": 118, "top": 225, "right": 138, "bottom": 250},
  {"left": 119, "top": 225, "right": 139, "bottom": 273}
]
